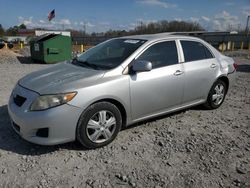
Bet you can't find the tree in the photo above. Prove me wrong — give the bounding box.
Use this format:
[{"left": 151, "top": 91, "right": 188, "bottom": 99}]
[
  {"left": 6, "top": 26, "right": 18, "bottom": 36},
  {"left": 5, "top": 24, "right": 27, "bottom": 36},
  {"left": 132, "top": 20, "right": 205, "bottom": 34},
  {"left": 0, "top": 24, "right": 4, "bottom": 37},
  {"left": 19, "top": 23, "right": 27, "bottom": 29}
]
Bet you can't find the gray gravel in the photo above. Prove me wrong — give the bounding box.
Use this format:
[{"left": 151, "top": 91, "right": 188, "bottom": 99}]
[
  {"left": 224, "top": 50, "right": 250, "bottom": 60},
  {"left": 0, "top": 49, "right": 249, "bottom": 188},
  {"left": 18, "top": 46, "right": 31, "bottom": 57}
]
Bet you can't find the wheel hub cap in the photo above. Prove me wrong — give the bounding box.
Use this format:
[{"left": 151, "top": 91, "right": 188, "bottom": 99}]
[
  {"left": 86, "top": 110, "right": 116, "bottom": 143},
  {"left": 212, "top": 84, "right": 225, "bottom": 105}
]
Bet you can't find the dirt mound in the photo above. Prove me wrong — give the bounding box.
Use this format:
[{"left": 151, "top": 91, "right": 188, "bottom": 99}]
[{"left": 0, "top": 49, "right": 21, "bottom": 64}]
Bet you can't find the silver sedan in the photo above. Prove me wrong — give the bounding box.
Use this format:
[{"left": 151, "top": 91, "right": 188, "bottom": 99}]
[{"left": 8, "top": 34, "right": 236, "bottom": 148}]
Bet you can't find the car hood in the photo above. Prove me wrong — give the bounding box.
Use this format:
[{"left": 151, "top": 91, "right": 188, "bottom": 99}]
[{"left": 19, "top": 61, "right": 105, "bottom": 94}]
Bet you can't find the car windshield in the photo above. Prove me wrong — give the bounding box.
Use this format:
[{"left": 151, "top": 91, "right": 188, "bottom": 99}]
[{"left": 74, "top": 38, "right": 147, "bottom": 70}]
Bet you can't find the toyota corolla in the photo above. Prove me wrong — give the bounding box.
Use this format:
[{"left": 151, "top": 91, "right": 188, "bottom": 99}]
[{"left": 8, "top": 34, "right": 236, "bottom": 148}]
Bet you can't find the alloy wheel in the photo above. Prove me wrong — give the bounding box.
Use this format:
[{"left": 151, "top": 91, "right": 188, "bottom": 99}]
[
  {"left": 86, "top": 110, "right": 116, "bottom": 143},
  {"left": 212, "top": 83, "right": 225, "bottom": 106}
]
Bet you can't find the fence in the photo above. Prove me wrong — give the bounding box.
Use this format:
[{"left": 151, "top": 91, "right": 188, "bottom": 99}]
[
  {"left": 72, "top": 33, "right": 250, "bottom": 52},
  {"left": 196, "top": 33, "right": 250, "bottom": 51},
  {"left": 2, "top": 33, "right": 250, "bottom": 53}
]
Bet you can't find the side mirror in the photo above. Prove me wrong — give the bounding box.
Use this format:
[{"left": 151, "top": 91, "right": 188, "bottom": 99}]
[{"left": 132, "top": 60, "right": 152, "bottom": 72}]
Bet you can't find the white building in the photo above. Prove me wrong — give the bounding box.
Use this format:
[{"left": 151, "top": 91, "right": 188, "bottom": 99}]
[
  {"left": 4, "top": 36, "right": 29, "bottom": 44},
  {"left": 35, "top": 30, "right": 71, "bottom": 37}
]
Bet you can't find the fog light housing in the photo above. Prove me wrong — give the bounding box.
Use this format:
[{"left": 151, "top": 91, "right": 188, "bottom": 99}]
[{"left": 36, "top": 128, "right": 49, "bottom": 138}]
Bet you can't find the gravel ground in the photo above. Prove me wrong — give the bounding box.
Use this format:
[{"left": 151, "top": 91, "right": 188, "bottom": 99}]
[{"left": 0, "top": 49, "right": 249, "bottom": 188}]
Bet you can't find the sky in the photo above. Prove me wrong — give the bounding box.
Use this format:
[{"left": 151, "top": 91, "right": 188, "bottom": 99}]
[{"left": 0, "top": 0, "right": 250, "bottom": 33}]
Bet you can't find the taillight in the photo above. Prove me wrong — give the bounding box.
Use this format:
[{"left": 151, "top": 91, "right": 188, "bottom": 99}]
[{"left": 233, "top": 63, "right": 238, "bottom": 70}]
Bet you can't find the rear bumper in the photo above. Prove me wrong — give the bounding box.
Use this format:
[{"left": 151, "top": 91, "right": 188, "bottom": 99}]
[{"left": 8, "top": 84, "right": 83, "bottom": 145}]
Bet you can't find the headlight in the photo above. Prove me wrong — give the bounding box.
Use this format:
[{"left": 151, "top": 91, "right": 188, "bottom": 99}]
[{"left": 30, "top": 92, "right": 77, "bottom": 111}]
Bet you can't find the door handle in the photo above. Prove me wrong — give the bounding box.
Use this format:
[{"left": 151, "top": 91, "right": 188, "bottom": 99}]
[
  {"left": 174, "top": 70, "right": 183, "bottom": 76},
  {"left": 210, "top": 63, "right": 217, "bottom": 68}
]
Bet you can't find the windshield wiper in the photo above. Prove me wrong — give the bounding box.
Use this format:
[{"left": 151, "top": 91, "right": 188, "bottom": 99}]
[{"left": 72, "top": 58, "right": 100, "bottom": 70}]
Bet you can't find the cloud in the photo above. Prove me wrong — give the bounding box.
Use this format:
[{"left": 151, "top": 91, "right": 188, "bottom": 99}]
[
  {"left": 189, "top": 11, "right": 242, "bottom": 31},
  {"left": 137, "top": 0, "right": 177, "bottom": 9},
  {"left": 86, "top": 22, "right": 95, "bottom": 28},
  {"left": 190, "top": 17, "right": 199, "bottom": 22},
  {"left": 201, "top": 16, "right": 210, "bottom": 22},
  {"left": 117, "top": 24, "right": 128, "bottom": 30},
  {"left": 212, "top": 20, "right": 223, "bottom": 31},
  {"left": 214, "top": 10, "right": 237, "bottom": 20},
  {"left": 99, "top": 22, "right": 110, "bottom": 26},
  {"left": 59, "top": 19, "right": 71, "bottom": 25},
  {"left": 241, "top": 6, "right": 250, "bottom": 17},
  {"left": 80, "top": 21, "right": 95, "bottom": 28},
  {"left": 17, "top": 15, "right": 104, "bottom": 32},
  {"left": 212, "top": 10, "right": 239, "bottom": 31},
  {"left": 173, "top": 18, "right": 182, "bottom": 22},
  {"left": 18, "top": 16, "right": 74, "bottom": 29},
  {"left": 170, "top": 11, "right": 242, "bottom": 31},
  {"left": 17, "top": 9, "right": 243, "bottom": 33},
  {"left": 127, "top": 22, "right": 137, "bottom": 30},
  {"left": 136, "top": 18, "right": 157, "bottom": 24},
  {"left": 39, "top": 20, "right": 46, "bottom": 24},
  {"left": 18, "top": 16, "right": 33, "bottom": 26}
]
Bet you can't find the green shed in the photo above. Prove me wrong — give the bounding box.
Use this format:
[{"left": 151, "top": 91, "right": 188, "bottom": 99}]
[{"left": 30, "top": 34, "right": 72, "bottom": 63}]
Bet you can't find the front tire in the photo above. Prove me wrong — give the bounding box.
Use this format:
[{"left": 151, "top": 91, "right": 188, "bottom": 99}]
[
  {"left": 76, "top": 102, "right": 122, "bottom": 149},
  {"left": 204, "top": 79, "right": 227, "bottom": 110}
]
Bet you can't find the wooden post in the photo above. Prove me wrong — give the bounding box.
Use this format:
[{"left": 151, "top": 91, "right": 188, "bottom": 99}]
[
  {"left": 232, "top": 42, "right": 235, "bottom": 51},
  {"left": 227, "top": 41, "right": 231, "bottom": 50},
  {"left": 20, "top": 42, "right": 23, "bottom": 49},
  {"left": 222, "top": 43, "right": 225, "bottom": 52},
  {"left": 5, "top": 43, "right": 7, "bottom": 49},
  {"left": 80, "top": 44, "right": 84, "bottom": 52},
  {"left": 241, "top": 42, "right": 244, "bottom": 50}
]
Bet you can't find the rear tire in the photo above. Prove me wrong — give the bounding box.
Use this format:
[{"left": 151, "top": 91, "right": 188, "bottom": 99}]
[
  {"left": 204, "top": 79, "right": 227, "bottom": 110},
  {"left": 76, "top": 102, "right": 122, "bottom": 149}
]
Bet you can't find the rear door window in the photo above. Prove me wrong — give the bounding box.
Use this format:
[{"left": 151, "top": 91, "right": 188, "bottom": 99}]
[{"left": 181, "top": 40, "right": 214, "bottom": 62}]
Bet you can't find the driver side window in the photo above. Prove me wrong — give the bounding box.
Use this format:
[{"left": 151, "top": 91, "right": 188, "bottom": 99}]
[{"left": 137, "top": 41, "right": 178, "bottom": 69}]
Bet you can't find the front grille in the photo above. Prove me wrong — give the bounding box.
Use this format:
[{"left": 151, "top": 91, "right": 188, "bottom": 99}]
[
  {"left": 13, "top": 122, "right": 20, "bottom": 132},
  {"left": 13, "top": 95, "right": 26, "bottom": 107}
]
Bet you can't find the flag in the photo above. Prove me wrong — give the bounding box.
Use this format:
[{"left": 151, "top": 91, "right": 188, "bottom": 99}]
[{"left": 48, "top": 9, "right": 55, "bottom": 21}]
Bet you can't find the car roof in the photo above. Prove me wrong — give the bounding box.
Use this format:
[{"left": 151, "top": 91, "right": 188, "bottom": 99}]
[{"left": 119, "top": 32, "right": 202, "bottom": 42}]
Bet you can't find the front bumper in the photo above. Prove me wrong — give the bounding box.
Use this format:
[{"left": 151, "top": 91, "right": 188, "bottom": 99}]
[{"left": 8, "top": 84, "right": 82, "bottom": 145}]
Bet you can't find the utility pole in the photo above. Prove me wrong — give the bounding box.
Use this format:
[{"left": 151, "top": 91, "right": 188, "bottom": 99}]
[
  {"left": 245, "top": 15, "right": 250, "bottom": 35},
  {"left": 138, "top": 21, "right": 143, "bottom": 34},
  {"left": 82, "top": 22, "right": 86, "bottom": 46},
  {"left": 228, "top": 24, "right": 232, "bottom": 32},
  {"left": 83, "top": 22, "right": 86, "bottom": 36},
  {"left": 238, "top": 24, "right": 241, "bottom": 32}
]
